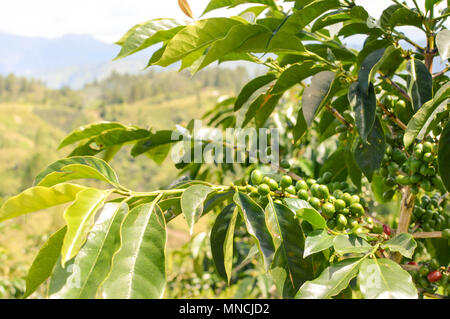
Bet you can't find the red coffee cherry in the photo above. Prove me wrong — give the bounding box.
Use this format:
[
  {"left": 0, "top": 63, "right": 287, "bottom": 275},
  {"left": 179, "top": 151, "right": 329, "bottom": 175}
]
[
  {"left": 383, "top": 224, "right": 392, "bottom": 236},
  {"left": 427, "top": 270, "right": 442, "bottom": 283},
  {"left": 407, "top": 261, "right": 417, "bottom": 266}
]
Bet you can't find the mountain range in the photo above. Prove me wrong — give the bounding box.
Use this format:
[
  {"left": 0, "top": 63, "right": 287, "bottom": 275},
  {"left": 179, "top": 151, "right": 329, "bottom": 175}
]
[{"left": 0, "top": 32, "right": 157, "bottom": 89}]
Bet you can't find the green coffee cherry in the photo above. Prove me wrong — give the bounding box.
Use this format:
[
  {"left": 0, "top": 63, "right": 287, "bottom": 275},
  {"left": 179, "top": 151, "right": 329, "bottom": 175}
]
[
  {"left": 309, "top": 197, "right": 321, "bottom": 209},
  {"left": 297, "top": 189, "right": 309, "bottom": 200},
  {"left": 337, "top": 214, "right": 348, "bottom": 226},
  {"left": 334, "top": 199, "right": 346, "bottom": 211},
  {"left": 322, "top": 202, "right": 335, "bottom": 219},
  {"left": 382, "top": 189, "right": 395, "bottom": 201},
  {"left": 350, "top": 195, "right": 360, "bottom": 204},
  {"left": 267, "top": 178, "right": 279, "bottom": 191},
  {"left": 423, "top": 142, "right": 433, "bottom": 153},
  {"left": 317, "top": 185, "right": 330, "bottom": 199},
  {"left": 342, "top": 193, "right": 353, "bottom": 207},
  {"left": 285, "top": 185, "right": 296, "bottom": 195},
  {"left": 251, "top": 169, "right": 263, "bottom": 185},
  {"left": 414, "top": 144, "right": 423, "bottom": 159},
  {"left": 258, "top": 184, "right": 271, "bottom": 196},
  {"left": 280, "top": 175, "right": 293, "bottom": 189},
  {"left": 306, "top": 178, "right": 317, "bottom": 187},
  {"left": 423, "top": 152, "right": 433, "bottom": 163},
  {"left": 349, "top": 203, "right": 365, "bottom": 217},
  {"left": 295, "top": 180, "right": 309, "bottom": 191}
]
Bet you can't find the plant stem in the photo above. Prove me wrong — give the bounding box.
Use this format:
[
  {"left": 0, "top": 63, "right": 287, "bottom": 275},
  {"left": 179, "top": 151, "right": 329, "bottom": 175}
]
[
  {"left": 413, "top": 231, "right": 442, "bottom": 239},
  {"left": 379, "top": 72, "right": 411, "bottom": 102},
  {"left": 433, "top": 65, "right": 450, "bottom": 78},
  {"left": 326, "top": 104, "right": 353, "bottom": 129},
  {"left": 377, "top": 101, "right": 407, "bottom": 130},
  {"left": 394, "top": 187, "right": 416, "bottom": 263}
]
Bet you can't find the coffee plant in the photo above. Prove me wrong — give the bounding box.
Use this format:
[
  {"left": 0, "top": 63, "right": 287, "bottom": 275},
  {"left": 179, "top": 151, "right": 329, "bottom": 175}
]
[{"left": 1, "top": 0, "right": 449, "bottom": 299}]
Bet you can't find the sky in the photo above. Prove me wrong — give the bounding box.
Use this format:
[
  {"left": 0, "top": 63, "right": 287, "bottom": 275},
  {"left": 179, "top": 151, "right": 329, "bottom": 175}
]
[{"left": 0, "top": 0, "right": 397, "bottom": 43}]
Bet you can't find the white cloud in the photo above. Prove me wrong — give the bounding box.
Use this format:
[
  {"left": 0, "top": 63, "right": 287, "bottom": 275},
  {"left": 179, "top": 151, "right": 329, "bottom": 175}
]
[{"left": 0, "top": 0, "right": 445, "bottom": 43}]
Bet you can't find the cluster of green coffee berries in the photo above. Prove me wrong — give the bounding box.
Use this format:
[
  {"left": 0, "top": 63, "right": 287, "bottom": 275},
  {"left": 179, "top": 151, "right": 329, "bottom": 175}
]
[
  {"left": 410, "top": 193, "right": 450, "bottom": 233},
  {"left": 407, "top": 260, "right": 449, "bottom": 296},
  {"left": 247, "top": 169, "right": 374, "bottom": 233},
  {"left": 380, "top": 140, "right": 444, "bottom": 200}
]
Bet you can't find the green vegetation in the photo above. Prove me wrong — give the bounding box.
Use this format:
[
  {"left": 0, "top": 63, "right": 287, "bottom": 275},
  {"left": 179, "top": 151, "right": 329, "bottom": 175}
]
[{"left": 1, "top": 0, "right": 450, "bottom": 300}]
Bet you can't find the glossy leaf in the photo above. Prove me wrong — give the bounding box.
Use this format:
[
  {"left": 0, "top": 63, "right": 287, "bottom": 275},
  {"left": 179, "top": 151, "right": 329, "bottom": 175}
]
[
  {"left": 0, "top": 183, "right": 86, "bottom": 222},
  {"left": 407, "top": 59, "right": 433, "bottom": 112},
  {"left": 23, "top": 227, "right": 67, "bottom": 298},
  {"left": 210, "top": 204, "right": 238, "bottom": 283},
  {"left": 266, "top": 200, "right": 313, "bottom": 298},
  {"left": 234, "top": 74, "right": 277, "bottom": 111},
  {"left": 61, "top": 188, "right": 113, "bottom": 265},
  {"left": 304, "top": 229, "right": 335, "bottom": 258},
  {"left": 283, "top": 198, "right": 326, "bottom": 230},
  {"left": 50, "top": 203, "right": 128, "bottom": 298},
  {"left": 233, "top": 192, "right": 275, "bottom": 270},
  {"left": 181, "top": 185, "right": 214, "bottom": 235},
  {"left": 381, "top": 233, "right": 416, "bottom": 258},
  {"left": 156, "top": 18, "right": 242, "bottom": 67},
  {"left": 58, "top": 122, "right": 125, "bottom": 150},
  {"left": 354, "top": 118, "right": 386, "bottom": 181},
  {"left": 358, "top": 48, "right": 386, "bottom": 93},
  {"left": 296, "top": 258, "right": 364, "bottom": 299},
  {"left": 302, "top": 71, "right": 335, "bottom": 125},
  {"left": 115, "top": 19, "right": 184, "bottom": 60},
  {"left": 102, "top": 201, "right": 166, "bottom": 299},
  {"left": 131, "top": 130, "right": 181, "bottom": 158},
  {"left": 438, "top": 120, "right": 450, "bottom": 191},
  {"left": 348, "top": 82, "right": 377, "bottom": 142},
  {"left": 333, "top": 235, "right": 372, "bottom": 255},
  {"left": 358, "top": 258, "right": 418, "bottom": 299},
  {"left": 272, "top": 62, "right": 327, "bottom": 95},
  {"left": 404, "top": 82, "right": 450, "bottom": 147}
]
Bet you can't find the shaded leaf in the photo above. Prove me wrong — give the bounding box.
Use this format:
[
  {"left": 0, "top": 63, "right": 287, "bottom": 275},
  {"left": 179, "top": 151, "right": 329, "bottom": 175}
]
[
  {"left": 348, "top": 82, "right": 377, "bottom": 142},
  {"left": 234, "top": 74, "right": 277, "bottom": 111},
  {"left": 407, "top": 59, "right": 433, "bottom": 112},
  {"left": 438, "top": 120, "right": 450, "bottom": 191},
  {"left": 381, "top": 233, "right": 417, "bottom": 258},
  {"left": 302, "top": 71, "right": 335, "bottom": 126},
  {"left": 358, "top": 258, "right": 418, "bottom": 299},
  {"left": 233, "top": 192, "right": 275, "bottom": 270},
  {"left": 102, "top": 201, "right": 166, "bottom": 299}
]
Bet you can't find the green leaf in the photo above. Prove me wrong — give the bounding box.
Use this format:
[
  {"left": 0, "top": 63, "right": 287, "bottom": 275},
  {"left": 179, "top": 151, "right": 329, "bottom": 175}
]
[
  {"left": 210, "top": 204, "right": 239, "bottom": 283},
  {"left": 333, "top": 234, "right": 372, "bottom": 255},
  {"left": 436, "top": 29, "right": 450, "bottom": 61},
  {"left": 58, "top": 122, "right": 126, "bottom": 150},
  {"left": 348, "top": 82, "right": 377, "bottom": 142},
  {"left": 266, "top": 200, "right": 313, "bottom": 298},
  {"left": 49, "top": 203, "right": 128, "bottom": 298},
  {"left": 155, "top": 18, "right": 242, "bottom": 67},
  {"left": 358, "top": 258, "right": 418, "bottom": 299},
  {"left": 0, "top": 183, "right": 86, "bottom": 222},
  {"left": 131, "top": 130, "right": 180, "bottom": 158},
  {"left": 272, "top": 62, "right": 327, "bottom": 95},
  {"left": 293, "top": 106, "right": 308, "bottom": 142},
  {"left": 302, "top": 71, "right": 335, "bottom": 125},
  {"left": 102, "top": 200, "right": 166, "bottom": 299},
  {"left": 296, "top": 258, "right": 364, "bottom": 299},
  {"left": 233, "top": 192, "right": 275, "bottom": 270},
  {"left": 61, "top": 188, "right": 113, "bottom": 265},
  {"left": 404, "top": 82, "right": 450, "bottom": 147},
  {"left": 425, "top": 0, "right": 443, "bottom": 12},
  {"left": 35, "top": 157, "right": 119, "bottom": 187},
  {"left": 389, "top": 7, "right": 423, "bottom": 29},
  {"left": 242, "top": 93, "right": 281, "bottom": 127},
  {"left": 69, "top": 127, "right": 151, "bottom": 157},
  {"left": 304, "top": 229, "right": 335, "bottom": 258},
  {"left": 202, "top": 0, "right": 276, "bottom": 15},
  {"left": 283, "top": 198, "right": 326, "bottom": 230},
  {"left": 115, "top": 19, "right": 184, "bottom": 60},
  {"left": 181, "top": 185, "right": 214, "bottom": 235},
  {"left": 358, "top": 47, "right": 386, "bottom": 93},
  {"left": 23, "top": 227, "right": 67, "bottom": 298},
  {"left": 407, "top": 59, "right": 433, "bottom": 112},
  {"left": 199, "top": 24, "right": 272, "bottom": 69},
  {"left": 354, "top": 118, "right": 386, "bottom": 181},
  {"left": 234, "top": 74, "right": 277, "bottom": 111},
  {"left": 381, "top": 233, "right": 417, "bottom": 258},
  {"left": 438, "top": 120, "right": 450, "bottom": 191}
]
